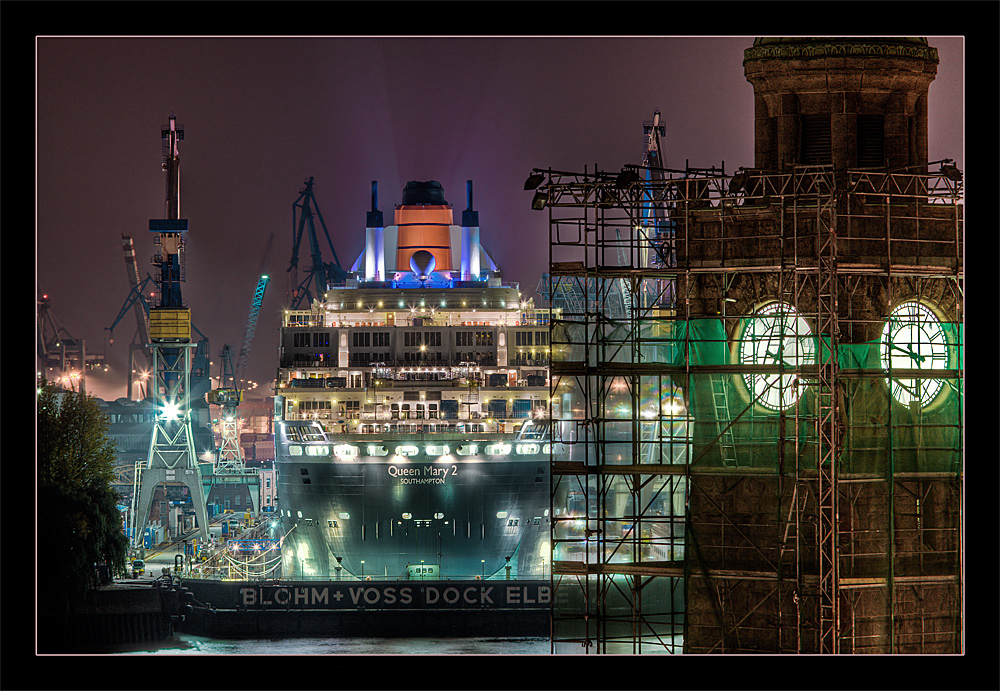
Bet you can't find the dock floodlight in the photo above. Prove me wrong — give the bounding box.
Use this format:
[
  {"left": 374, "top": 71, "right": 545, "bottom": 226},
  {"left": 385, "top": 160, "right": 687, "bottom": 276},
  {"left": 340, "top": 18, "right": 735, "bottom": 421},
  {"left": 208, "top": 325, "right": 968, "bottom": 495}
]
[
  {"left": 524, "top": 172, "right": 545, "bottom": 190},
  {"left": 160, "top": 399, "right": 182, "bottom": 421},
  {"left": 531, "top": 189, "right": 548, "bottom": 211}
]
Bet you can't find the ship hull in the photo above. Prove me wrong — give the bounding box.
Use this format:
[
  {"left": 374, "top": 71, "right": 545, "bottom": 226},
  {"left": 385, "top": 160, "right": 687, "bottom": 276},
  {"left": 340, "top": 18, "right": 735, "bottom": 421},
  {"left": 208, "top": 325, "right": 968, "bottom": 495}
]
[{"left": 276, "top": 437, "right": 550, "bottom": 580}]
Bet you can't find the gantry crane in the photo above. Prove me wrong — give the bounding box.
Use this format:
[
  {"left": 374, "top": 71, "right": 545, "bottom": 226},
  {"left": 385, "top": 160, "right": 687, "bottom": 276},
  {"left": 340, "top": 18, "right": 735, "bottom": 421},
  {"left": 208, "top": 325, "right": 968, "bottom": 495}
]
[
  {"left": 132, "top": 114, "right": 211, "bottom": 550},
  {"left": 287, "top": 177, "right": 347, "bottom": 309},
  {"left": 207, "top": 274, "right": 270, "bottom": 474}
]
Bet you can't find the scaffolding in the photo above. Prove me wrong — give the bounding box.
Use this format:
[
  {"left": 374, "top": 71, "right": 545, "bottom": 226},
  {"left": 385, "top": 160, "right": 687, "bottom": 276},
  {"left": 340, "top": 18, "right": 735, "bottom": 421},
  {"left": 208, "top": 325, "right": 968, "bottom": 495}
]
[{"left": 536, "top": 161, "right": 963, "bottom": 654}]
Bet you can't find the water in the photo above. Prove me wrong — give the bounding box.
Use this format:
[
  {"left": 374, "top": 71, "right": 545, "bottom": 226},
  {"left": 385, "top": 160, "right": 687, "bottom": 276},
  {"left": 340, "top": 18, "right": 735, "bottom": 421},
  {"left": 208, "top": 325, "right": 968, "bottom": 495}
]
[{"left": 120, "top": 633, "right": 551, "bottom": 655}]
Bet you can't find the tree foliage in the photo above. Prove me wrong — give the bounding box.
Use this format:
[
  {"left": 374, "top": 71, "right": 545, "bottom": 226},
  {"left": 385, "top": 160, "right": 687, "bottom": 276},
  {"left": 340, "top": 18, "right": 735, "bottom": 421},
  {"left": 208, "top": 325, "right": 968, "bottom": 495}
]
[{"left": 37, "top": 381, "right": 129, "bottom": 605}]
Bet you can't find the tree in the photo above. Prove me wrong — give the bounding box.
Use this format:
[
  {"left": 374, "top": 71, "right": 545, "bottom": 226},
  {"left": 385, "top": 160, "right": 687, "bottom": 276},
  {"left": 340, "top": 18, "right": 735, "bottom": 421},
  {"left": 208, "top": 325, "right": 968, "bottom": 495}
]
[{"left": 37, "top": 380, "right": 129, "bottom": 608}]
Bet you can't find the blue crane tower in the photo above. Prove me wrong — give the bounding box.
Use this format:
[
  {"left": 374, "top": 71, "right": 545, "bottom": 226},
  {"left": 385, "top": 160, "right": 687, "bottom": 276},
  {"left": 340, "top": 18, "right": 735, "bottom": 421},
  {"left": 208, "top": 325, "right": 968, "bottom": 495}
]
[
  {"left": 207, "top": 274, "right": 269, "bottom": 481},
  {"left": 641, "top": 111, "right": 676, "bottom": 309},
  {"left": 131, "top": 115, "right": 211, "bottom": 551},
  {"left": 287, "top": 177, "right": 348, "bottom": 309}
]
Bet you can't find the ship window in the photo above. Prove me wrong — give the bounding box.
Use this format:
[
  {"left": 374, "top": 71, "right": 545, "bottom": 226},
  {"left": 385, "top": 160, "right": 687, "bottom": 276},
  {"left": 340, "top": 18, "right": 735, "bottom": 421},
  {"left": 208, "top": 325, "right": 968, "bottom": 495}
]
[
  {"left": 300, "top": 468, "right": 309, "bottom": 475},
  {"left": 289, "top": 445, "right": 302, "bottom": 456},
  {"left": 302, "top": 478, "right": 311, "bottom": 484},
  {"left": 496, "top": 511, "right": 508, "bottom": 519}
]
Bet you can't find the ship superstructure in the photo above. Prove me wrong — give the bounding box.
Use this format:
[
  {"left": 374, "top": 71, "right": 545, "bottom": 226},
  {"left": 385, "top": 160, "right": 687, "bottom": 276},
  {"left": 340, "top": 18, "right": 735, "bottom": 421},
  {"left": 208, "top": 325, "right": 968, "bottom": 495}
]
[{"left": 274, "top": 180, "right": 553, "bottom": 580}]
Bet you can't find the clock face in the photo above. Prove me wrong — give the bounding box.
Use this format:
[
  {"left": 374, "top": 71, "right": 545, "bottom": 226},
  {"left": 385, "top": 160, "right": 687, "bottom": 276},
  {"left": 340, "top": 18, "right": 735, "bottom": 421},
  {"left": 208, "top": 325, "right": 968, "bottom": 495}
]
[
  {"left": 739, "top": 302, "right": 816, "bottom": 411},
  {"left": 880, "top": 301, "right": 949, "bottom": 407}
]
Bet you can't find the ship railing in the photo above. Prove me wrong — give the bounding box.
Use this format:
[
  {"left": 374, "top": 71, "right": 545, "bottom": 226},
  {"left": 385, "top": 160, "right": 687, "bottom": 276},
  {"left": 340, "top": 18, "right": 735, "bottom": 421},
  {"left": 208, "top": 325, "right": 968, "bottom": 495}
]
[
  {"left": 308, "top": 413, "right": 540, "bottom": 422},
  {"left": 267, "top": 573, "right": 550, "bottom": 582},
  {"left": 277, "top": 376, "right": 549, "bottom": 390}
]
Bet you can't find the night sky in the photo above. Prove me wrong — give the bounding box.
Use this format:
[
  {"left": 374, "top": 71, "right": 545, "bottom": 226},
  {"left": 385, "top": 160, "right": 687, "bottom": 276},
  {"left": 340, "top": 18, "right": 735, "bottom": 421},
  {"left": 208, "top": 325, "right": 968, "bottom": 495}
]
[{"left": 35, "top": 36, "right": 964, "bottom": 402}]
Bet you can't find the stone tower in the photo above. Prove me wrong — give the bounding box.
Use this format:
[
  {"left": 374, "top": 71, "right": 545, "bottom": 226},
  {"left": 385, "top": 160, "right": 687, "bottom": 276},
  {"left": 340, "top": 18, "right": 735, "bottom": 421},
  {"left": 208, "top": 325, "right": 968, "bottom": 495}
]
[{"left": 743, "top": 38, "right": 939, "bottom": 172}]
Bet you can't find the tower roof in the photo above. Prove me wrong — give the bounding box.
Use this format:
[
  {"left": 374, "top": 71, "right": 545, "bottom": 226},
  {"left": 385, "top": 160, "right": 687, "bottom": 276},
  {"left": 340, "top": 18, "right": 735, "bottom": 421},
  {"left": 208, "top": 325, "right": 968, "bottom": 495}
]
[{"left": 745, "top": 37, "right": 938, "bottom": 63}]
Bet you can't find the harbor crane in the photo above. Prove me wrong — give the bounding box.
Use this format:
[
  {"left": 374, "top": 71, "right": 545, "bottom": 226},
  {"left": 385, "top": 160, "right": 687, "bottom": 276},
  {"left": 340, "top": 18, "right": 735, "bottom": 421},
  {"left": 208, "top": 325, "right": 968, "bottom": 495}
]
[
  {"left": 132, "top": 114, "right": 211, "bottom": 550},
  {"left": 107, "top": 234, "right": 211, "bottom": 401},
  {"left": 640, "top": 111, "right": 675, "bottom": 308},
  {"left": 287, "top": 177, "right": 348, "bottom": 309},
  {"left": 37, "top": 292, "right": 106, "bottom": 390},
  {"left": 105, "top": 234, "right": 156, "bottom": 399},
  {"left": 207, "top": 274, "right": 270, "bottom": 474}
]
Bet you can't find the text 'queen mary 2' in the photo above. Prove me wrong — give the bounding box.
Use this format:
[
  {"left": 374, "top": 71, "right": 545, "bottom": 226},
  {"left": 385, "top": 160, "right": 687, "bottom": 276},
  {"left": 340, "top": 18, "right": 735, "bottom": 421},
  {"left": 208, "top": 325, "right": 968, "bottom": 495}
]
[{"left": 274, "top": 180, "right": 552, "bottom": 581}]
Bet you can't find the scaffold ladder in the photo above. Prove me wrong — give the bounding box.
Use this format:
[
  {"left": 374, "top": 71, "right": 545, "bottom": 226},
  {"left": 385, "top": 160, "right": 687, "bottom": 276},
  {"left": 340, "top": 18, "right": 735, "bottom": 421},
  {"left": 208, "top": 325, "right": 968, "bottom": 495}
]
[{"left": 711, "top": 375, "right": 738, "bottom": 467}]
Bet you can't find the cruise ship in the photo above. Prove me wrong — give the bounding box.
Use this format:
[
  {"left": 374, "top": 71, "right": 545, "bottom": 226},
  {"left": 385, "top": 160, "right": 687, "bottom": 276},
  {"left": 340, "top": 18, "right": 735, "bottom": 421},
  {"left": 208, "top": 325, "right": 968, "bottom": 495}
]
[{"left": 274, "top": 180, "right": 553, "bottom": 581}]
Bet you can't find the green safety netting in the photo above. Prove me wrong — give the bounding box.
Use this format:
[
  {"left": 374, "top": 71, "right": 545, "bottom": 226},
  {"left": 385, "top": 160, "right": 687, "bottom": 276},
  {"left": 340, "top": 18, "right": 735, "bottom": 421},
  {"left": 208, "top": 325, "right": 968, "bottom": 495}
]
[{"left": 551, "top": 317, "right": 963, "bottom": 475}]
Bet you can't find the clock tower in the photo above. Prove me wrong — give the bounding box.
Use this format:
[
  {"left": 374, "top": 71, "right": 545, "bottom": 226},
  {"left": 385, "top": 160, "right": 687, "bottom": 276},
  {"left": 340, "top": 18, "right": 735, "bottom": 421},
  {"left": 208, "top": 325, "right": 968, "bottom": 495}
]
[{"left": 743, "top": 37, "right": 939, "bottom": 172}]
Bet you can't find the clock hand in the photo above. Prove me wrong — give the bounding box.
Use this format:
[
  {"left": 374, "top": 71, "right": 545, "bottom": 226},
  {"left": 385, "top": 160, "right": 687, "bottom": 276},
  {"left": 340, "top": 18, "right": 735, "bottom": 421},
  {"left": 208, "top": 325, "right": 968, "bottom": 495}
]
[
  {"left": 888, "top": 343, "right": 926, "bottom": 364},
  {"left": 766, "top": 342, "right": 800, "bottom": 366}
]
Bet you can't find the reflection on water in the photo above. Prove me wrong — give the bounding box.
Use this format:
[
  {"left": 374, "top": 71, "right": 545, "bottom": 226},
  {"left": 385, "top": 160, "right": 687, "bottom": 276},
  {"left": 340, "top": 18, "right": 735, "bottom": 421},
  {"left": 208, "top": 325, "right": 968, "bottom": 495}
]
[{"left": 120, "top": 634, "right": 551, "bottom": 655}]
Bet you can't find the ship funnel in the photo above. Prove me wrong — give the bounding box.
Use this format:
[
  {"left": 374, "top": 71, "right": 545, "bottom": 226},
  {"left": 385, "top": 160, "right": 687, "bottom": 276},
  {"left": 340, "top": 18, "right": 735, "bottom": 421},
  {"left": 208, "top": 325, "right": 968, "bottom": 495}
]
[
  {"left": 365, "top": 180, "right": 385, "bottom": 280},
  {"left": 395, "top": 181, "right": 453, "bottom": 272},
  {"left": 461, "top": 179, "right": 480, "bottom": 280}
]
